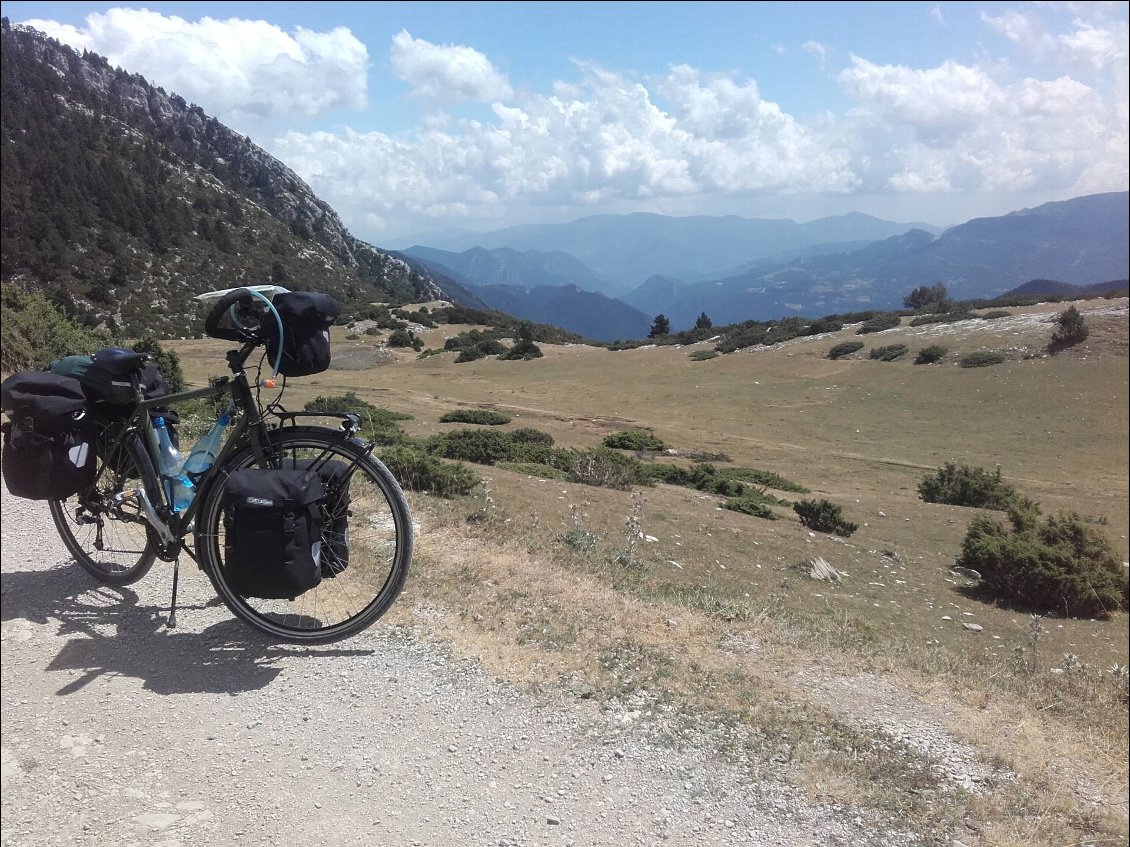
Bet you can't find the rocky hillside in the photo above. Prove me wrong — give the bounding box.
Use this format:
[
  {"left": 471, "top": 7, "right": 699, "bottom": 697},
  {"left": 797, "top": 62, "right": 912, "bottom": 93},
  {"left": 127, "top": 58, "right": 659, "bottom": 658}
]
[{"left": 0, "top": 20, "right": 465, "bottom": 338}]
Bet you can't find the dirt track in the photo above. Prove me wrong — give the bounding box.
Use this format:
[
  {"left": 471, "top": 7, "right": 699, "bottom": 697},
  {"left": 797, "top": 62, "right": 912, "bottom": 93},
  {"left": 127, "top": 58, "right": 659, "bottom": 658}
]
[{"left": 0, "top": 488, "right": 901, "bottom": 847}]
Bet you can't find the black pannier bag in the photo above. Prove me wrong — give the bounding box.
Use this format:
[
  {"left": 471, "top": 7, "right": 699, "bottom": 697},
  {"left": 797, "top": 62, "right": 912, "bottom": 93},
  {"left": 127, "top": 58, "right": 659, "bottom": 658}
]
[
  {"left": 49, "top": 348, "right": 177, "bottom": 449},
  {"left": 0, "top": 372, "right": 97, "bottom": 500},
  {"left": 266, "top": 292, "right": 341, "bottom": 377},
  {"left": 48, "top": 347, "right": 170, "bottom": 407},
  {"left": 295, "top": 459, "right": 352, "bottom": 578},
  {"left": 222, "top": 468, "right": 326, "bottom": 599}
]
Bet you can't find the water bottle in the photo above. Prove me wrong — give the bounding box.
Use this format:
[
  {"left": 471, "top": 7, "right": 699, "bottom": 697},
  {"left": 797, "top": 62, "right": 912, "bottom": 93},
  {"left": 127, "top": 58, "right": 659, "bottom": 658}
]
[
  {"left": 154, "top": 416, "right": 192, "bottom": 512},
  {"left": 180, "top": 409, "right": 232, "bottom": 480}
]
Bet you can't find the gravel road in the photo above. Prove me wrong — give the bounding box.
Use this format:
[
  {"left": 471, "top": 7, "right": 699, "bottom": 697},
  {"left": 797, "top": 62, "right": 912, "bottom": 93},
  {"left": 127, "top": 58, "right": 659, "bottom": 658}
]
[{"left": 1, "top": 489, "right": 903, "bottom": 847}]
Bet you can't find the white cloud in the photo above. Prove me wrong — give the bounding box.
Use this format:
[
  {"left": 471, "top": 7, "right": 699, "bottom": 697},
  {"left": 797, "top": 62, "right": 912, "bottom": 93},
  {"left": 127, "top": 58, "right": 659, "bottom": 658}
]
[
  {"left": 272, "top": 62, "right": 857, "bottom": 233},
  {"left": 389, "top": 30, "right": 512, "bottom": 103},
  {"left": 22, "top": 9, "right": 368, "bottom": 128},
  {"left": 802, "top": 40, "right": 831, "bottom": 71},
  {"left": 834, "top": 55, "right": 1126, "bottom": 194}
]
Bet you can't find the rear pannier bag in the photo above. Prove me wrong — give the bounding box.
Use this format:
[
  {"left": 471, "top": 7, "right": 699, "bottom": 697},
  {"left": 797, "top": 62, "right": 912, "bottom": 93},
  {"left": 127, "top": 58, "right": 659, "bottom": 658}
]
[
  {"left": 266, "top": 292, "right": 341, "bottom": 377},
  {"left": 295, "top": 459, "right": 352, "bottom": 578},
  {"left": 222, "top": 468, "right": 326, "bottom": 599},
  {"left": 47, "top": 348, "right": 170, "bottom": 408},
  {"left": 0, "top": 372, "right": 97, "bottom": 500}
]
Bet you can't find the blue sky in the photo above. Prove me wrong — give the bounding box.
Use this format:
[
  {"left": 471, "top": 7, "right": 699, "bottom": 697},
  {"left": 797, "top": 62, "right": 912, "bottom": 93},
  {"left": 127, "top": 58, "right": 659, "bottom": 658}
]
[{"left": 2, "top": 1, "right": 1126, "bottom": 245}]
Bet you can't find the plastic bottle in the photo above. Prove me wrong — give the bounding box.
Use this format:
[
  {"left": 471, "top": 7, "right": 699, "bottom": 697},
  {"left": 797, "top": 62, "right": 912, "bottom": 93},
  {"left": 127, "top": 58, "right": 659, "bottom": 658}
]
[
  {"left": 154, "top": 416, "right": 192, "bottom": 512},
  {"left": 180, "top": 409, "right": 232, "bottom": 480}
]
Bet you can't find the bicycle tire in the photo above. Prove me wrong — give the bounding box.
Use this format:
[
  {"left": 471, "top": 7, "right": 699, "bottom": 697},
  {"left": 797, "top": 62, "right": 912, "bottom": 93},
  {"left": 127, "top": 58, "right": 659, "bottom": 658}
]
[
  {"left": 49, "top": 431, "right": 159, "bottom": 586},
  {"left": 194, "top": 426, "right": 413, "bottom": 644}
]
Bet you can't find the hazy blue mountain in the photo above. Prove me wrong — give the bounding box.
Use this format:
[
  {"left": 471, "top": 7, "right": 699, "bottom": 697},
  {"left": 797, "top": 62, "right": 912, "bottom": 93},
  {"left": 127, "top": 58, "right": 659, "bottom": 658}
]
[
  {"left": 402, "top": 246, "right": 613, "bottom": 293},
  {"left": 625, "top": 193, "right": 1129, "bottom": 329},
  {"left": 1003, "top": 278, "right": 1128, "bottom": 299},
  {"left": 399, "top": 250, "right": 649, "bottom": 341},
  {"left": 394, "top": 212, "right": 941, "bottom": 294}
]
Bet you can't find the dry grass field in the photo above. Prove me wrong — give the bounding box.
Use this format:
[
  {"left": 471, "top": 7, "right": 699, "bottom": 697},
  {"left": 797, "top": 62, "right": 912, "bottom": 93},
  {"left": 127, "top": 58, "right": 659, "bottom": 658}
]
[{"left": 169, "top": 297, "right": 1130, "bottom": 846}]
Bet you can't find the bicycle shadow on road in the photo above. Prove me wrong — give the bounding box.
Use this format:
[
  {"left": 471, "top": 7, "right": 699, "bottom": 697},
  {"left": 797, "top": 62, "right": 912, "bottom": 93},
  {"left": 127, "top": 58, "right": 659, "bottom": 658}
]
[{"left": 1, "top": 563, "right": 375, "bottom": 697}]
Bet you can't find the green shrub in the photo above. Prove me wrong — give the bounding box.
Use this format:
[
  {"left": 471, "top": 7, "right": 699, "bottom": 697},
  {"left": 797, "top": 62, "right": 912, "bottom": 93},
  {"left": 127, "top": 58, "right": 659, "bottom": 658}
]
[
  {"left": 1, "top": 283, "right": 112, "bottom": 372},
  {"left": 689, "top": 350, "right": 718, "bottom": 361},
  {"left": 793, "top": 499, "right": 858, "bottom": 536},
  {"left": 567, "top": 447, "right": 651, "bottom": 490},
  {"left": 723, "top": 497, "right": 779, "bottom": 519},
  {"left": 908, "top": 311, "right": 972, "bottom": 327},
  {"left": 378, "top": 446, "right": 480, "bottom": 497},
  {"left": 604, "top": 430, "right": 668, "bottom": 451},
  {"left": 440, "top": 409, "right": 512, "bottom": 425},
  {"left": 425, "top": 428, "right": 513, "bottom": 464},
  {"left": 387, "top": 328, "right": 423, "bottom": 350},
  {"left": 914, "top": 345, "right": 948, "bottom": 365},
  {"left": 716, "top": 467, "right": 809, "bottom": 493},
  {"left": 979, "top": 310, "right": 1011, "bottom": 319},
  {"left": 304, "top": 392, "right": 412, "bottom": 444},
  {"left": 959, "top": 351, "right": 1006, "bottom": 368},
  {"left": 1049, "top": 305, "right": 1088, "bottom": 352},
  {"left": 856, "top": 314, "right": 901, "bottom": 334},
  {"left": 958, "top": 505, "right": 1128, "bottom": 618},
  {"left": 498, "top": 341, "right": 544, "bottom": 360},
  {"left": 917, "top": 462, "right": 1021, "bottom": 511},
  {"left": 869, "top": 344, "right": 908, "bottom": 361},
  {"left": 827, "top": 341, "right": 865, "bottom": 360},
  {"left": 508, "top": 427, "right": 555, "bottom": 446}
]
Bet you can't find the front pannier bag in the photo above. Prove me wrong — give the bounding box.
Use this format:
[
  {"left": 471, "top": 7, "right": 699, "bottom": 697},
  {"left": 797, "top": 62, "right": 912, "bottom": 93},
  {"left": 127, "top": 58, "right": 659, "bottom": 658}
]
[
  {"left": 222, "top": 468, "right": 326, "bottom": 599},
  {"left": 0, "top": 372, "right": 97, "bottom": 500},
  {"left": 266, "top": 292, "right": 341, "bottom": 377}
]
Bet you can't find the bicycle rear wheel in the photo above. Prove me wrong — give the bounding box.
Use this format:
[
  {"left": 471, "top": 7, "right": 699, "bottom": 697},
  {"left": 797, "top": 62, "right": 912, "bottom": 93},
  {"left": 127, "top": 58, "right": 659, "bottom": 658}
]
[
  {"left": 195, "top": 426, "right": 413, "bottom": 644},
  {"left": 48, "top": 431, "right": 158, "bottom": 585}
]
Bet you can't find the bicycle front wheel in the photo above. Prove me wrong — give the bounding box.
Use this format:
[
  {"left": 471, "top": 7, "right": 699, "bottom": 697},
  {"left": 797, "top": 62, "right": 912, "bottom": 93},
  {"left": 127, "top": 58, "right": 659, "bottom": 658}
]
[
  {"left": 195, "top": 426, "right": 413, "bottom": 643},
  {"left": 48, "top": 430, "right": 158, "bottom": 586}
]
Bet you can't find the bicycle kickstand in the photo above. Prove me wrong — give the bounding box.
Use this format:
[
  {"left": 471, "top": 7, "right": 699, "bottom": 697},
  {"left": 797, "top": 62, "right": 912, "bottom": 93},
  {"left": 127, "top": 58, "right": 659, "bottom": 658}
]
[{"left": 168, "top": 557, "right": 180, "bottom": 629}]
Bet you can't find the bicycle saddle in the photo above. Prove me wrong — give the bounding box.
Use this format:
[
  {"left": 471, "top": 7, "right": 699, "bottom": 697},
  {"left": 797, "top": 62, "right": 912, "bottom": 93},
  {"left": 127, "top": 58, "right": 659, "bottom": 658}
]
[{"left": 91, "top": 347, "right": 147, "bottom": 375}]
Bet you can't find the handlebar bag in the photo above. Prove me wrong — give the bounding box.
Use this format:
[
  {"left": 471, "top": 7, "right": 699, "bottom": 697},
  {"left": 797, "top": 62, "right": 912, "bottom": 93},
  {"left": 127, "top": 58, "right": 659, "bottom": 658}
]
[
  {"left": 294, "top": 459, "right": 352, "bottom": 578},
  {"left": 222, "top": 468, "right": 326, "bottom": 599},
  {"left": 0, "top": 372, "right": 97, "bottom": 500},
  {"left": 266, "top": 292, "right": 341, "bottom": 377}
]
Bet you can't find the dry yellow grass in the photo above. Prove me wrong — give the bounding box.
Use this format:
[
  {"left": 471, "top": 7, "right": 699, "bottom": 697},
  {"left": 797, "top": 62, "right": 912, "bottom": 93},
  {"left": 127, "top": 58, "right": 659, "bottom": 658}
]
[{"left": 168, "top": 296, "right": 1130, "bottom": 845}]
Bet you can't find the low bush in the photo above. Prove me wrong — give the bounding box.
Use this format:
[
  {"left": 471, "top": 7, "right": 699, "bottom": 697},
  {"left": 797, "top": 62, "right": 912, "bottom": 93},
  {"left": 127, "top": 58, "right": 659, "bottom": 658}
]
[
  {"left": 604, "top": 430, "right": 668, "bottom": 451},
  {"left": 304, "top": 393, "right": 412, "bottom": 444},
  {"left": 918, "top": 462, "right": 1021, "bottom": 510},
  {"left": 958, "top": 504, "right": 1128, "bottom": 618},
  {"left": 959, "top": 351, "right": 1006, "bottom": 368},
  {"left": 869, "top": 344, "right": 908, "bottom": 361},
  {"left": 793, "top": 499, "right": 858, "bottom": 536},
  {"left": 379, "top": 446, "right": 480, "bottom": 497},
  {"left": 440, "top": 409, "right": 512, "bottom": 425},
  {"left": 723, "top": 497, "right": 778, "bottom": 519},
  {"left": 1049, "top": 305, "right": 1088, "bottom": 353},
  {"left": 914, "top": 345, "right": 947, "bottom": 364},
  {"left": 856, "top": 314, "right": 901, "bottom": 334},
  {"left": 908, "top": 311, "right": 972, "bottom": 327},
  {"left": 827, "top": 341, "right": 865, "bottom": 360},
  {"left": 689, "top": 350, "right": 718, "bottom": 361},
  {"left": 568, "top": 447, "right": 652, "bottom": 490},
  {"left": 716, "top": 467, "right": 809, "bottom": 494},
  {"left": 979, "top": 310, "right": 1011, "bottom": 319},
  {"left": 425, "top": 428, "right": 514, "bottom": 464}
]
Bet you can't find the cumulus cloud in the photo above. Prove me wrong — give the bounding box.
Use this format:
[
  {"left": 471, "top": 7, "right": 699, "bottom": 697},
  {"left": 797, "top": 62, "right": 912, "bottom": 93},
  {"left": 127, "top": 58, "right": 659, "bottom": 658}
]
[
  {"left": 390, "top": 30, "right": 512, "bottom": 103},
  {"left": 834, "top": 55, "right": 1126, "bottom": 194},
  {"left": 22, "top": 9, "right": 368, "bottom": 128},
  {"left": 273, "top": 61, "right": 857, "bottom": 231}
]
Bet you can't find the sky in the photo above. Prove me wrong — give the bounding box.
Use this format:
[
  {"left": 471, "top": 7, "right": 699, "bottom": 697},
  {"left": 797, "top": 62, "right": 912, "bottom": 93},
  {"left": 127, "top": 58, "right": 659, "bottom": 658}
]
[{"left": 2, "top": 1, "right": 1127, "bottom": 246}]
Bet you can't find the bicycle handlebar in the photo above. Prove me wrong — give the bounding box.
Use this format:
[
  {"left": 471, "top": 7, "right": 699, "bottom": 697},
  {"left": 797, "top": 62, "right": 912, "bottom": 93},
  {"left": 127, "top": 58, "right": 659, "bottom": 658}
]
[{"left": 204, "top": 288, "right": 263, "bottom": 343}]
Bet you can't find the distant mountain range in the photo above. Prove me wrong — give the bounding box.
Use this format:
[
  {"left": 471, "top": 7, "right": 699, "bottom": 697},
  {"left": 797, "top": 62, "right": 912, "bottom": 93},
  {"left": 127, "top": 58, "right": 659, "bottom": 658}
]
[
  {"left": 402, "top": 193, "right": 1127, "bottom": 332},
  {"left": 394, "top": 211, "right": 942, "bottom": 295}
]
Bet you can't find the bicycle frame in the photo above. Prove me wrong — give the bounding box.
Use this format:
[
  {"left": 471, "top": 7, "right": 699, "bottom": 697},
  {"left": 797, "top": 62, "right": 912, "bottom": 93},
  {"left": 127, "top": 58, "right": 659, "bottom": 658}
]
[{"left": 102, "top": 342, "right": 277, "bottom": 558}]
